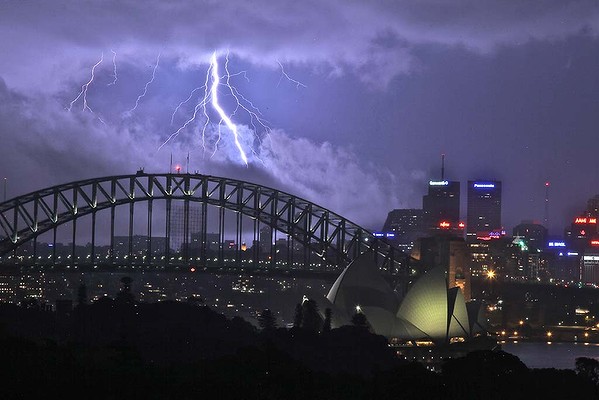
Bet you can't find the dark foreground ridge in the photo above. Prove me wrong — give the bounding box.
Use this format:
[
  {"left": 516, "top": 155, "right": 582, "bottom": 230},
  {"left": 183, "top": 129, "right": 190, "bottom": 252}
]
[{"left": 1, "top": 294, "right": 598, "bottom": 399}]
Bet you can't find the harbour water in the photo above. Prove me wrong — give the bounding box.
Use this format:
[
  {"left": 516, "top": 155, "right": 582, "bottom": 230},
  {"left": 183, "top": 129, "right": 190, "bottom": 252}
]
[{"left": 502, "top": 341, "right": 599, "bottom": 370}]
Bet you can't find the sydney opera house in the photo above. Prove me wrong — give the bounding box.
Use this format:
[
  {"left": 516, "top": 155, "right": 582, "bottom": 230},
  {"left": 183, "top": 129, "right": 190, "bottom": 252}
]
[{"left": 317, "top": 254, "right": 488, "bottom": 344}]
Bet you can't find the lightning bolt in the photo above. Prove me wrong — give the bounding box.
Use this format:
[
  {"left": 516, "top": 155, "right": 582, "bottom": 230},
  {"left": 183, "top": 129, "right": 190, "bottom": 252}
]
[
  {"left": 128, "top": 53, "right": 161, "bottom": 113},
  {"left": 107, "top": 50, "right": 118, "bottom": 86},
  {"left": 68, "top": 53, "right": 104, "bottom": 112},
  {"left": 159, "top": 65, "right": 212, "bottom": 151},
  {"left": 161, "top": 51, "right": 270, "bottom": 166},
  {"left": 170, "top": 86, "right": 204, "bottom": 125},
  {"left": 223, "top": 53, "right": 270, "bottom": 135},
  {"left": 209, "top": 52, "right": 249, "bottom": 164},
  {"left": 277, "top": 61, "right": 307, "bottom": 89}
]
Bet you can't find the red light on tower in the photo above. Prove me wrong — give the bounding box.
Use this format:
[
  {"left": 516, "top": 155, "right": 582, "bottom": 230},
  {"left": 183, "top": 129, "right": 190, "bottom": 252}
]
[
  {"left": 545, "top": 182, "right": 550, "bottom": 187},
  {"left": 175, "top": 165, "right": 181, "bottom": 173}
]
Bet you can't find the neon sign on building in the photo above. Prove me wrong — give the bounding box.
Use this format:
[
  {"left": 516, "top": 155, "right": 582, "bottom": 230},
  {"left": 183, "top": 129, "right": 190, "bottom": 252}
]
[
  {"left": 575, "top": 217, "right": 597, "bottom": 224},
  {"left": 548, "top": 241, "right": 566, "bottom": 247}
]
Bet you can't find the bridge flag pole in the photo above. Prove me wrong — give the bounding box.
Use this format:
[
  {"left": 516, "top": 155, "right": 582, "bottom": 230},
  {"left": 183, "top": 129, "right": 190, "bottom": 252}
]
[
  {"left": 186, "top": 152, "right": 190, "bottom": 174},
  {"left": 169, "top": 153, "right": 173, "bottom": 173}
]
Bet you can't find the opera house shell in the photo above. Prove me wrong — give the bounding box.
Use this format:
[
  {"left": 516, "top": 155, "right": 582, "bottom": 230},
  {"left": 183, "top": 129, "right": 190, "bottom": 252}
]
[{"left": 319, "top": 253, "right": 486, "bottom": 343}]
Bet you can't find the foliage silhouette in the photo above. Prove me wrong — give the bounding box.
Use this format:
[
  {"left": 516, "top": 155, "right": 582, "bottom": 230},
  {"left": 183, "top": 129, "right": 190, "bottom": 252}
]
[{"left": 258, "top": 308, "right": 277, "bottom": 331}]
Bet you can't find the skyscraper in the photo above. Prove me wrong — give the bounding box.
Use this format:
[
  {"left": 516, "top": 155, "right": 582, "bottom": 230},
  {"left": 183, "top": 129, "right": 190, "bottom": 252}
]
[
  {"left": 422, "top": 155, "right": 461, "bottom": 233},
  {"left": 422, "top": 180, "right": 460, "bottom": 227},
  {"left": 466, "top": 180, "right": 502, "bottom": 241}
]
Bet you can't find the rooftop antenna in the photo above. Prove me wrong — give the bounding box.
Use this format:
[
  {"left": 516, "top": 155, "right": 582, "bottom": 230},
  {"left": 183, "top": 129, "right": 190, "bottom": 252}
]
[
  {"left": 441, "top": 153, "right": 445, "bottom": 180},
  {"left": 544, "top": 181, "right": 550, "bottom": 227}
]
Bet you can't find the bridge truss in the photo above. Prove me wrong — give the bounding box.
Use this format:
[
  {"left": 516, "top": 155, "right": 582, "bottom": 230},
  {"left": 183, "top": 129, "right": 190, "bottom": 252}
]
[{"left": 0, "top": 172, "right": 408, "bottom": 275}]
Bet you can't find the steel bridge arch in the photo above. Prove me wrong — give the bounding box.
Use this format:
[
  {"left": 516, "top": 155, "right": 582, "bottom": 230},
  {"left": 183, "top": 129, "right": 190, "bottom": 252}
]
[{"left": 0, "top": 172, "right": 407, "bottom": 273}]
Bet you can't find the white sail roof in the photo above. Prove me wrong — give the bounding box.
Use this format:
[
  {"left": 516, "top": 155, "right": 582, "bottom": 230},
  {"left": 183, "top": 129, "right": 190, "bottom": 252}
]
[{"left": 323, "top": 255, "right": 478, "bottom": 343}]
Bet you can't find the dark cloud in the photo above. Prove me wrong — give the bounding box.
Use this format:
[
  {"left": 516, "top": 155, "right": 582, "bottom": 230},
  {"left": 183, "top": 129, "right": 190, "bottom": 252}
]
[
  {"left": 1, "top": 1, "right": 598, "bottom": 91},
  {"left": 0, "top": 81, "right": 410, "bottom": 229},
  {"left": 1, "top": 1, "right": 599, "bottom": 235}
]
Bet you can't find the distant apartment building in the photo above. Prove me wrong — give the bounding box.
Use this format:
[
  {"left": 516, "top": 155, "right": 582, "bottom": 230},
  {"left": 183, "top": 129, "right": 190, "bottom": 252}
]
[{"left": 381, "top": 209, "right": 427, "bottom": 252}]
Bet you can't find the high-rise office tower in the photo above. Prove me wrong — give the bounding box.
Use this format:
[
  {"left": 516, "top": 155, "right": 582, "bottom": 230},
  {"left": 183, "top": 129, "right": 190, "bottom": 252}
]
[
  {"left": 422, "top": 155, "right": 460, "bottom": 230},
  {"left": 466, "top": 180, "right": 502, "bottom": 240},
  {"left": 423, "top": 180, "right": 460, "bottom": 226}
]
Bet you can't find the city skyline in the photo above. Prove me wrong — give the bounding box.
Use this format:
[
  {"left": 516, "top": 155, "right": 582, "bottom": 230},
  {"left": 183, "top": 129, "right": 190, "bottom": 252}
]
[{"left": 1, "top": 2, "right": 599, "bottom": 236}]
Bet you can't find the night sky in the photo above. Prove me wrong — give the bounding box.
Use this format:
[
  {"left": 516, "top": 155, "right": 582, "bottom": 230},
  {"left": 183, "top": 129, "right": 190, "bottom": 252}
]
[{"left": 1, "top": 1, "right": 599, "bottom": 235}]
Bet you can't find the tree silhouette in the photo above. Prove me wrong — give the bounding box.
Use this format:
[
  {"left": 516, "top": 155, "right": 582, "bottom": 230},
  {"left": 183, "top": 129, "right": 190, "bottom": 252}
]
[
  {"left": 77, "top": 283, "right": 87, "bottom": 307},
  {"left": 351, "top": 311, "right": 369, "bottom": 330},
  {"left": 293, "top": 304, "right": 303, "bottom": 328},
  {"left": 301, "top": 299, "right": 321, "bottom": 333},
  {"left": 322, "top": 308, "right": 332, "bottom": 333},
  {"left": 116, "top": 276, "right": 135, "bottom": 304},
  {"left": 186, "top": 294, "right": 205, "bottom": 306},
  {"left": 257, "top": 308, "right": 277, "bottom": 331},
  {"left": 576, "top": 357, "right": 599, "bottom": 386}
]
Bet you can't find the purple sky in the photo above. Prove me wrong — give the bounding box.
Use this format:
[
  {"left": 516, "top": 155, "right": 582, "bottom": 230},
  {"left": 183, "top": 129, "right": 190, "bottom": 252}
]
[{"left": 1, "top": 1, "right": 599, "bottom": 235}]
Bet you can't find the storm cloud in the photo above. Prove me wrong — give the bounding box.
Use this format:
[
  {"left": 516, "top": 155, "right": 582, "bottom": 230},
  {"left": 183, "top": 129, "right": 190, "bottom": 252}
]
[
  {"left": 1, "top": 1, "right": 598, "bottom": 91},
  {"left": 1, "top": 1, "right": 599, "bottom": 233}
]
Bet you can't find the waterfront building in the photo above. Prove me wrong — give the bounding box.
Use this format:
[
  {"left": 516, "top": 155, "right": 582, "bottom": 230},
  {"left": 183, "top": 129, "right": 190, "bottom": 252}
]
[
  {"left": 319, "top": 253, "right": 486, "bottom": 343},
  {"left": 580, "top": 253, "right": 599, "bottom": 286}
]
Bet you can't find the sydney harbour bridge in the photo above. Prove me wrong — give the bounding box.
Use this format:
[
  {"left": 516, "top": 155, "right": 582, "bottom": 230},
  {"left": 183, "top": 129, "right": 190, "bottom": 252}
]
[{"left": 0, "top": 171, "right": 408, "bottom": 276}]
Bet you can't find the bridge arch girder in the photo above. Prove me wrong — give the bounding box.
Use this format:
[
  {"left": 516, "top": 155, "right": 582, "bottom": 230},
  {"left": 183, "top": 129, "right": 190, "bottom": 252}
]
[{"left": 0, "top": 173, "right": 406, "bottom": 273}]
